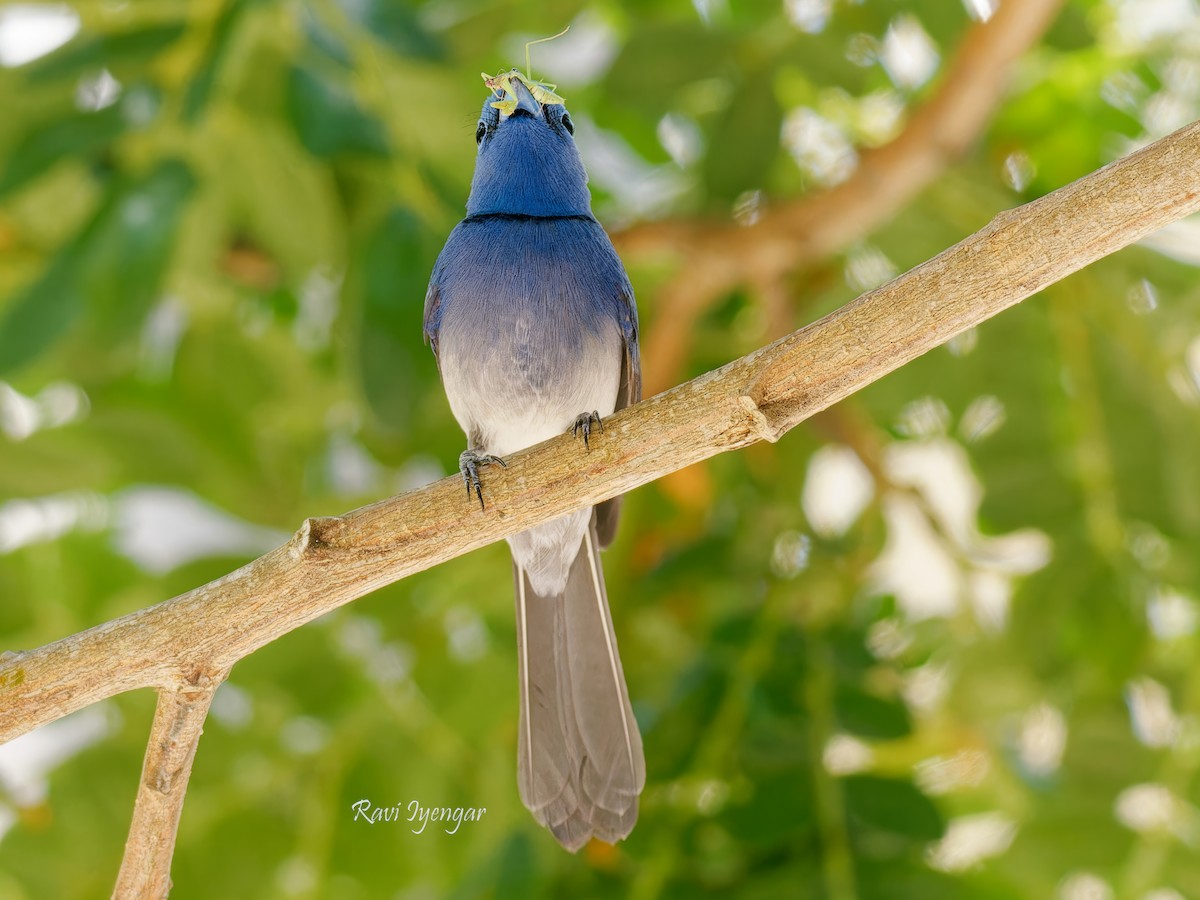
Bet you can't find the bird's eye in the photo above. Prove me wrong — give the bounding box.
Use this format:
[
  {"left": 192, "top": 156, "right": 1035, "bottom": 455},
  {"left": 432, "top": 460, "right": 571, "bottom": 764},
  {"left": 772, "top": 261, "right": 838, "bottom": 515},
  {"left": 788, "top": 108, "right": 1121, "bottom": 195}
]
[
  {"left": 560, "top": 112, "right": 574, "bottom": 135},
  {"left": 475, "top": 121, "right": 486, "bottom": 144}
]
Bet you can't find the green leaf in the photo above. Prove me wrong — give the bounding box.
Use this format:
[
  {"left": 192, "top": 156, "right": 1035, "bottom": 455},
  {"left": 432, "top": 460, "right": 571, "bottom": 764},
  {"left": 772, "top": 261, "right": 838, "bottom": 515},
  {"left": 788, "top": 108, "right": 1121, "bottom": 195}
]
[
  {"left": 82, "top": 159, "right": 196, "bottom": 340},
  {"left": 286, "top": 65, "right": 389, "bottom": 158},
  {"left": 304, "top": 10, "right": 353, "bottom": 69},
  {"left": 603, "top": 23, "right": 733, "bottom": 116},
  {"left": 0, "top": 104, "right": 127, "bottom": 198},
  {"left": 334, "top": 0, "right": 443, "bottom": 60},
  {"left": 721, "top": 770, "right": 816, "bottom": 846},
  {"left": 27, "top": 23, "right": 187, "bottom": 83},
  {"left": 183, "top": 0, "right": 257, "bottom": 122},
  {"left": 834, "top": 684, "right": 912, "bottom": 740},
  {"left": 0, "top": 160, "right": 194, "bottom": 373},
  {"left": 843, "top": 775, "right": 945, "bottom": 841},
  {"left": 0, "top": 244, "right": 84, "bottom": 373},
  {"left": 702, "top": 70, "right": 783, "bottom": 203},
  {"left": 355, "top": 208, "right": 435, "bottom": 428},
  {"left": 855, "top": 861, "right": 996, "bottom": 900}
]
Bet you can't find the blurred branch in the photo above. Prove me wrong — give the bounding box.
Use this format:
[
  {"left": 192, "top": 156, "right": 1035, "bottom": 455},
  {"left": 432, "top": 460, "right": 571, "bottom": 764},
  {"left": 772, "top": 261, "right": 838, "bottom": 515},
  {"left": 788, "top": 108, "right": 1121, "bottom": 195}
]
[
  {"left": 615, "top": 0, "right": 1066, "bottom": 392},
  {"left": 2, "top": 116, "right": 1200, "bottom": 897}
]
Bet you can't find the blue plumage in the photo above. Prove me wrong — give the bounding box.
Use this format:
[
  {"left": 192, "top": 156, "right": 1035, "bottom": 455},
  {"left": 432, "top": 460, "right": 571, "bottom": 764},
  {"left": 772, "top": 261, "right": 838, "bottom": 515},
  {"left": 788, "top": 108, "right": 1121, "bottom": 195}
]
[
  {"left": 423, "top": 77, "right": 645, "bottom": 850},
  {"left": 429, "top": 217, "right": 637, "bottom": 442},
  {"left": 464, "top": 113, "right": 591, "bottom": 216}
]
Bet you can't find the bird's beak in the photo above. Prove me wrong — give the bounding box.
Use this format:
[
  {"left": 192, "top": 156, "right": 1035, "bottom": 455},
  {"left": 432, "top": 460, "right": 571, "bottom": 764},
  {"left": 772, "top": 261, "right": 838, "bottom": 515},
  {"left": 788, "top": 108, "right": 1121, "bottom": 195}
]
[{"left": 505, "top": 78, "right": 542, "bottom": 119}]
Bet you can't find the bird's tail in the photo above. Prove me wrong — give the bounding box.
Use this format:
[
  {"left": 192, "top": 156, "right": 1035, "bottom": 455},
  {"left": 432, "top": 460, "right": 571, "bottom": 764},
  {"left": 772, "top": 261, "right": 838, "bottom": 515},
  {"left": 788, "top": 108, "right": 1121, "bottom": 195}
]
[{"left": 512, "top": 516, "right": 645, "bottom": 851}]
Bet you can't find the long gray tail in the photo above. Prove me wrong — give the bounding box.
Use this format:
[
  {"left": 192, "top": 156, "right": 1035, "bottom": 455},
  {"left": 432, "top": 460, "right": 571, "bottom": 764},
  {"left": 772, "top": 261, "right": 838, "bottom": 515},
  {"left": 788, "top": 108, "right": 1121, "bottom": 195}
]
[{"left": 512, "top": 518, "right": 645, "bottom": 851}]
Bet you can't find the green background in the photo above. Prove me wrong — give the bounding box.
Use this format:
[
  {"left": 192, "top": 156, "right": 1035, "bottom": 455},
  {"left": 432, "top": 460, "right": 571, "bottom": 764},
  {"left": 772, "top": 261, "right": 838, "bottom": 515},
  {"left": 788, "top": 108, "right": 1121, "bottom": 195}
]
[{"left": 2, "top": 0, "right": 1200, "bottom": 897}]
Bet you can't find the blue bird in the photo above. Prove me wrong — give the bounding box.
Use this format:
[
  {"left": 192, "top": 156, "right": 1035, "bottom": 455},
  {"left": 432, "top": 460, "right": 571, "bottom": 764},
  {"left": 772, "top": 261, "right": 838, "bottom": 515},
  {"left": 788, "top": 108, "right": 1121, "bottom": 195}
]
[{"left": 423, "top": 74, "right": 645, "bottom": 850}]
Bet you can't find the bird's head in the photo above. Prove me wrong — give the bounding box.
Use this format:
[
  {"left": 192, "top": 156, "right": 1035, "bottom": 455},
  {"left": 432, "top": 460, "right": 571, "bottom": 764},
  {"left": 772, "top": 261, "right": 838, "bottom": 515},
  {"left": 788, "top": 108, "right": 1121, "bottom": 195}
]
[{"left": 465, "top": 70, "right": 592, "bottom": 218}]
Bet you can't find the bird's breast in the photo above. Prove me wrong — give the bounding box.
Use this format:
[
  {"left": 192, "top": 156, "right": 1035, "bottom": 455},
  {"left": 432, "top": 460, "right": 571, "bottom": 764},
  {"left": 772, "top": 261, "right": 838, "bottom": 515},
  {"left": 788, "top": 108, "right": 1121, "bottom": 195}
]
[
  {"left": 440, "top": 305, "right": 619, "bottom": 456},
  {"left": 432, "top": 217, "right": 627, "bottom": 456}
]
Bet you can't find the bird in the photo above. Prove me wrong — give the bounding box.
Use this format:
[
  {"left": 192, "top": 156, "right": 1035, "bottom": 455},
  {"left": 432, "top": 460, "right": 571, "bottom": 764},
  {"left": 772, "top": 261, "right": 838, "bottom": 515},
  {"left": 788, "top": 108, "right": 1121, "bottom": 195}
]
[{"left": 422, "top": 71, "right": 645, "bottom": 851}]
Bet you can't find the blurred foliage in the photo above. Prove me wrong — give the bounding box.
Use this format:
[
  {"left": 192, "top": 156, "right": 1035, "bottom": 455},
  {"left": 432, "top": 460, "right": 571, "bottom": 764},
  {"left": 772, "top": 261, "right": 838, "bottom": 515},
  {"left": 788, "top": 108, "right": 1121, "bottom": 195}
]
[{"left": 2, "top": 0, "right": 1200, "bottom": 898}]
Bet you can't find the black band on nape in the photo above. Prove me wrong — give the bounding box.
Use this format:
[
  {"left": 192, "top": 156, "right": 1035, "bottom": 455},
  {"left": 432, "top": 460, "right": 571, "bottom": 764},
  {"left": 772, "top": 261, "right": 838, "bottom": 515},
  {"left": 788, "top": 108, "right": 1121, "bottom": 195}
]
[{"left": 461, "top": 212, "right": 597, "bottom": 224}]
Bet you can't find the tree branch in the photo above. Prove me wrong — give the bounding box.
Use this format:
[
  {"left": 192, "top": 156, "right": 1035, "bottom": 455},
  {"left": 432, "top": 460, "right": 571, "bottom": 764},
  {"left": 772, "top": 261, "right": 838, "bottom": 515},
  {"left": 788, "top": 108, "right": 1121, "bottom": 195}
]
[
  {"left": 617, "top": 0, "right": 1067, "bottom": 391},
  {"left": 4, "top": 119, "right": 1200, "bottom": 742},
  {"left": 1, "top": 116, "right": 1199, "bottom": 897},
  {"left": 113, "top": 679, "right": 223, "bottom": 899}
]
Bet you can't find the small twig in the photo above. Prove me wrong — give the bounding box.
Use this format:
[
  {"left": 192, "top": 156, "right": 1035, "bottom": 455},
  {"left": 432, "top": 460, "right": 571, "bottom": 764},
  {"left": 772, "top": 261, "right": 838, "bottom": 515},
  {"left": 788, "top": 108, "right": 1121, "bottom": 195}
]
[{"left": 112, "top": 674, "right": 224, "bottom": 899}]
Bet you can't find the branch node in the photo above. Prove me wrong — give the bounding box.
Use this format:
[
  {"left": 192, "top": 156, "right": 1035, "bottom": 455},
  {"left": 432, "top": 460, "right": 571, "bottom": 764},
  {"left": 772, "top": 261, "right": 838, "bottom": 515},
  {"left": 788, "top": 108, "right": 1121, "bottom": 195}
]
[
  {"left": 291, "top": 516, "right": 344, "bottom": 559},
  {"left": 178, "top": 664, "right": 229, "bottom": 692},
  {"left": 736, "top": 395, "right": 783, "bottom": 444}
]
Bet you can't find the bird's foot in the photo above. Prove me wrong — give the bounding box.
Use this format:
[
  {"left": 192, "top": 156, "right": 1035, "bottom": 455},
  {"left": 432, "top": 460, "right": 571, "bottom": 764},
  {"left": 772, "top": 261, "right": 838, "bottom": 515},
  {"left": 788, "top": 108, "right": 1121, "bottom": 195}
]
[
  {"left": 569, "top": 410, "right": 604, "bottom": 450},
  {"left": 459, "top": 449, "right": 506, "bottom": 510}
]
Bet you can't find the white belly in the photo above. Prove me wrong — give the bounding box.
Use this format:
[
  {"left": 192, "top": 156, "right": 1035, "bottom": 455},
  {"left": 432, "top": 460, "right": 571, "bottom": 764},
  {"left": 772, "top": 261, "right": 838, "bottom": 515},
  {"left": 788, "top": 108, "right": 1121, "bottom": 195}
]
[
  {"left": 439, "top": 319, "right": 621, "bottom": 457},
  {"left": 439, "top": 317, "right": 622, "bottom": 597}
]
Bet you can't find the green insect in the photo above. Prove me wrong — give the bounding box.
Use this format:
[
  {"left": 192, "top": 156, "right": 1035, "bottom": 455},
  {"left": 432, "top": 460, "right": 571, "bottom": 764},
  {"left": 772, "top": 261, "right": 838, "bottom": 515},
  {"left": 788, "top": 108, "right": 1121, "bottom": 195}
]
[{"left": 482, "top": 27, "right": 569, "bottom": 116}]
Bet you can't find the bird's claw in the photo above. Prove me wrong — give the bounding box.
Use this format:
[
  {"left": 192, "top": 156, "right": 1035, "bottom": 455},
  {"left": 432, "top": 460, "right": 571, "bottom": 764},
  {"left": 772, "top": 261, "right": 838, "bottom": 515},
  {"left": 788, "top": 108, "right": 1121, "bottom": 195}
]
[
  {"left": 570, "top": 410, "right": 604, "bottom": 450},
  {"left": 459, "top": 450, "right": 506, "bottom": 510}
]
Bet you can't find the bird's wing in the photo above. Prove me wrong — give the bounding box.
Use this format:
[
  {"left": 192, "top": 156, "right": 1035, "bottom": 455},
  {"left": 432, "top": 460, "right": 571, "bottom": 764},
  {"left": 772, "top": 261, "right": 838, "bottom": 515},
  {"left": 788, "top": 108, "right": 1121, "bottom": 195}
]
[
  {"left": 596, "top": 280, "right": 640, "bottom": 548},
  {"left": 616, "top": 280, "right": 641, "bottom": 410},
  {"left": 422, "top": 278, "right": 443, "bottom": 370}
]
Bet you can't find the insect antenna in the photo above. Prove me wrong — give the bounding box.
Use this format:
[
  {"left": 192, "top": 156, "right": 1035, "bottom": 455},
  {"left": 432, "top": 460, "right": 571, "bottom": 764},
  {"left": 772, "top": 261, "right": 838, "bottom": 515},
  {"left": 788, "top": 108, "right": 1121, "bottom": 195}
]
[{"left": 524, "top": 26, "right": 570, "bottom": 81}]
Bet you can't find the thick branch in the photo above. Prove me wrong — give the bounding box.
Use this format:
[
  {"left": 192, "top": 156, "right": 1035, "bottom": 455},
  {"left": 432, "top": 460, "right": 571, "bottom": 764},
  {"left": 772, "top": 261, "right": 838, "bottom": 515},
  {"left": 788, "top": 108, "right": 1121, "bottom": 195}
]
[
  {"left": 112, "top": 677, "right": 223, "bottom": 899},
  {"left": 2, "top": 118, "right": 1200, "bottom": 749}
]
